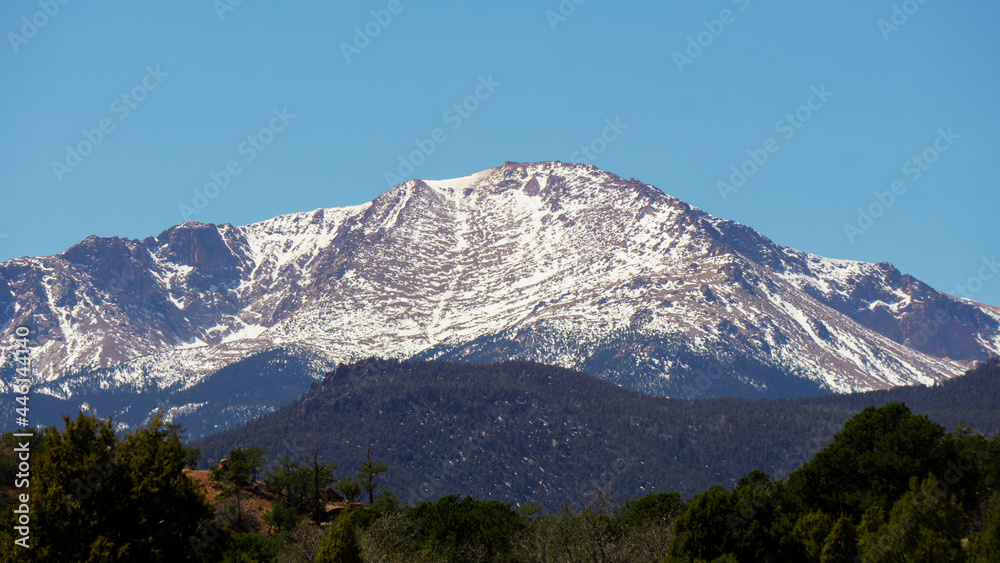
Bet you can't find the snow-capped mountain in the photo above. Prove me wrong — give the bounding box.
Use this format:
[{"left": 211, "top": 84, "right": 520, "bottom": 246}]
[{"left": 1, "top": 161, "right": 998, "bottom": 431}]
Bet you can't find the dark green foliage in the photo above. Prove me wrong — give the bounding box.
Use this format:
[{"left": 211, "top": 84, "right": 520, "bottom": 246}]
[
  {"left": 265, "top": 455, "right": 312, "bottom": 512},
  {"left": 406, "top": 495, "right": 527, "bottom": 562},
  {"left": 221, "top": 532, "right": 278, "bottom": 562},
  {"left": 336, "top": 477, "right": 363, "bottom": 504},
  {"left": 7, "top": 358, "right": 999, "bottom": 560},
  {"left": 193, "top": 358, "right": 1000, "bottom": 511},
  {"left": 804, "top": 356, "right": 1000, "bottom": 437},
  {"left": 212, "top": 446, "right": 265, "bottom": 525},
  {"left": 354, "top": 490, "right": 401, "bottom": 529},
  {"left": 819, "top": 515, "right": 857, "bottom": 563},
  {"left": 265, "top": 446, "right": 338, "bottom": 524},
  {"left": 670, "top": 486, "right": 736, "bottom": 561},
  {"left": 264, "top": 499, "right": 302, "bottom": 532},
  {"left": 184, "top": 446, "right": 201, "bottom": 469},
  {"left": 616, "top": 491, "right": 683, "bottom": 532},
  {"left": 316, "top": 510, "right": 362, "bottom": 563},
  {"left": 967, "top": 498, "right": 1000, "bottom": 562},
  {"left": 792, "top": 510, "right": 835, "bottom": 561},
  {"left": 305, "top": 445, "right": 338, "bottom": 523},
  {"left": 667, "top": 399, "right": 999, "bottom": 561},
  {"left": 242, "top": 446, "right": 266, "bottom": 482},
  {"left": 857, "top": 475, "right": 965, "bottom": 562},
  {"left": 0, "top": 413, "right": 213, "bottom": 561},
  {"left": 671, "top": 470, "right": 803, "bottom": 562},
  {"left": 0, "top": 425, "right": 50, "bottom": 510},
  {"left": 787, "top": 403, "right": 971, "bottom": 518},
  {"left": 954, "top": 432, "right": 1000, "bottom": 510}
]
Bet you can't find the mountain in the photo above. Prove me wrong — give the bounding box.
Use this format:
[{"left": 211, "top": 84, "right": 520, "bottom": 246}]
[
  {"left": 1, "top": 161, "right": 998, "bottom": 432},
  {"left": 191, "top": 357, "right": 1000, "bottom": 510}
]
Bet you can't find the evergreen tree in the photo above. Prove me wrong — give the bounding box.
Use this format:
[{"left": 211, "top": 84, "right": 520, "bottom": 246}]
[
  {"left": 357, "top": 446, "right": 389, "bottom": 505},
  {"left": 336, "top": 477, "right": 363, "bottom": 503},
  {"left": 819, "top": 515, "right": 857, "bottom": 563},
  {"left": 265, "top": 454, "right": 311, "bottom": 511},
  {"left": 305, "top": 444, "right": 337, "bottom": 523},
  {"left": 221, "top": 532, "right": 278, "bottom": 563},
  {"left": 966, "top": 498, "right": 1000, "bottom": 562},
  {"left": 787, "top": 403, "right": 965, "bottom": 518},
  {"left": 242, "top": 446, "right": 266, "bottom": 482},
  {"left": 0, "top": 413, "right": 213, "bottom": 561},
  {"left": 669, "top": 486, "right": 735, "bottom": 561},
  {"left": 211, "top": 446, "right": 261, "bottom": 525},
  {"left": 316, "top": 510, "right": 362, "bottom": 563},
  {"left": 792, "top": 510, "right": 834, "bottom": 561},
  {"left": 857, "top": 475, "right": 964, "bottom": 562},
  {"left": 407, "top": 495, "right": 527, "bottom": 561},
  {"left": 264, "top": 499, "right": 302, "bottom": 533}
]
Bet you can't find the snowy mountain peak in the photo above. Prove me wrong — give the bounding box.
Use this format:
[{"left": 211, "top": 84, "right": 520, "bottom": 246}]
[{"left": 1, "top": 162, "right": 998, "bottom": 413}]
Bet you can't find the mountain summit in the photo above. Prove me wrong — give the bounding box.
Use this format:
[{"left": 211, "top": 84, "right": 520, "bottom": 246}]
[{"left": 2, "top": 162, "right": 997, "bottom": 429}]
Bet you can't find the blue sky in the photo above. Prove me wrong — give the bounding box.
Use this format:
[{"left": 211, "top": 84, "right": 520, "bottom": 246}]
[{"left": 2, "top": 1, "right": 999, "bottom": 306}]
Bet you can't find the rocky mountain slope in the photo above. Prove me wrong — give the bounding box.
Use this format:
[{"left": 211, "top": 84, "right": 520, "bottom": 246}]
[{"left": 1, "top": 161, "right": 997, "bottom": 431}]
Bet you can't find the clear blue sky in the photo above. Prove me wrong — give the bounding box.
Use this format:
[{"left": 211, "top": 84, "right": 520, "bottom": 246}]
[{"left": 2, "top": 1, "right": 999, "bottom": 306}]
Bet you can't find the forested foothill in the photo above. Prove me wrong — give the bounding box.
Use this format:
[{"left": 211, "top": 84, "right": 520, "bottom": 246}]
[{"left": 0, "top": 358, "right": 995, "bottom": 561}]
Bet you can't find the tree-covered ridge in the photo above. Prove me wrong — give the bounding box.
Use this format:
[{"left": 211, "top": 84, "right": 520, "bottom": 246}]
[
  {"left": 1, "top": 402, "right": 998, "bottom": 561},
  {"left": 193, "top": 357, "right": 1000, "bottom": 508}
]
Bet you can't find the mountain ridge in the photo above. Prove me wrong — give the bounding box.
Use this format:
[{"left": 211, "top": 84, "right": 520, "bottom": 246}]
[
  {"left": 190, "top": 356, "right": 1000, "bottom": 509},
  {"left": 1, "top": 161, "right": 997, "bottom": 432}
]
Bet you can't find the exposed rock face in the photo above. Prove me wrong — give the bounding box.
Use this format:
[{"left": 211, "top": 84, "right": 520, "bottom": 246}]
[{"left": 0, "top": 161, "right": 997, "bottom": 412}]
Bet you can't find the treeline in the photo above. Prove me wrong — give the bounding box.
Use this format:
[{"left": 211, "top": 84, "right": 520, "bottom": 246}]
[
  {"left": 1, "top": 403, "right": 999, "bottom": 561},
  {"left": 193, "top": 357, "right": 1000, "bottom": 507},
  {"left": 201, "top": 402, "right": 1000, "bottom": 561}
]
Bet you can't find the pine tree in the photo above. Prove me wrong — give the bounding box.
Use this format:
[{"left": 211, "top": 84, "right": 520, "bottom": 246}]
[
  {"left": 792, "top": 510, "right": 833, "bottom": 561},
  {"left": 316, "top": 510, "right": 362, "bottom": 563},
  {"left": 858, "top": 475, "right": 964, "bottom": 562},
  {"left": 0, "top": 413, "right": 213, "bottom": 561},
  {"left": 819, "top": 515, "right": 857, "bottom": 563},
  {"left": 357, "top": 446, "right": 389, "bottom": 505},
  {"left": 211, "top": 446, "right": 260, "bottom": 525},
  {"left": 967, "top": 499, "right": 1000, "bottom": 562},
  {"left": 336, "top": 477, "right": 363, "bottom": 503}
]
